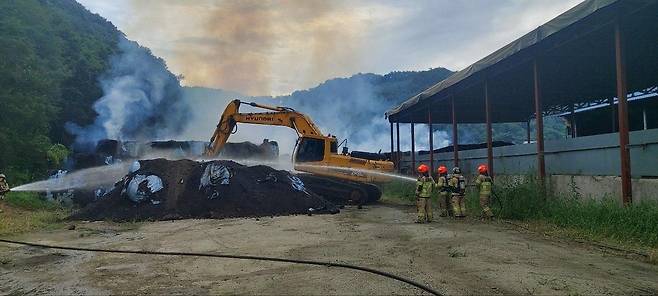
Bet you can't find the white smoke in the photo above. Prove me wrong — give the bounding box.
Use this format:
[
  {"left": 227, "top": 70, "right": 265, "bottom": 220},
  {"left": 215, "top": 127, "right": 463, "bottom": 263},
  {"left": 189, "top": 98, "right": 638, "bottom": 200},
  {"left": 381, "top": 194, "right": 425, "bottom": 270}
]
[
  {"left": 273, "top": 75, "right": 451, "bottom": 154},
  {"left": 66, "top": 37, "right": 190, "bottom": 151}
]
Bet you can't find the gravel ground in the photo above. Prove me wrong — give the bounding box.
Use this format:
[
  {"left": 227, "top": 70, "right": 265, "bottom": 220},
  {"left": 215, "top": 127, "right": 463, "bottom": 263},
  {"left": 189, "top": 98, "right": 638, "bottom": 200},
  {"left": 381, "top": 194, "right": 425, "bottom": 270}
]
[{"left": 1, "top": 204, "right": 657, "bottom": 295}]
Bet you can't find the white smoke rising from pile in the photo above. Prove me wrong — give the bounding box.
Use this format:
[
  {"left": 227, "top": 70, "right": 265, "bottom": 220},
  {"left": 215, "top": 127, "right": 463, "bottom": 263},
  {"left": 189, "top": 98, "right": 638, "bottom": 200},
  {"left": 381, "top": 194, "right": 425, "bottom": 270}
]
[{"left": 66, "top": 37, "right": 190, "bottom": 151}]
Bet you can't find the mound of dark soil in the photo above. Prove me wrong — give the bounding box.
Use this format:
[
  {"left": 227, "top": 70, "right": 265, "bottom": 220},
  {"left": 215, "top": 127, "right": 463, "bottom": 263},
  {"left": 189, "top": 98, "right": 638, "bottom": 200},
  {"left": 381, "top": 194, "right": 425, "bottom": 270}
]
[
  {"left": 221, "top": 140, "right": 279, "bottom": 160},
  {"left": 70, "top": 159, "right": 338, "bottom": 221}
]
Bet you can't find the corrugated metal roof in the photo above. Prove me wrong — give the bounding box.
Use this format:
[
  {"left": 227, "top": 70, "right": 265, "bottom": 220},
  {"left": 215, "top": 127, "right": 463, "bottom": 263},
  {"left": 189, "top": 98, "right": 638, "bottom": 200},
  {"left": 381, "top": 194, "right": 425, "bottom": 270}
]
[{"left": 386, "top": 0, "right": 620, "bottom": 121}]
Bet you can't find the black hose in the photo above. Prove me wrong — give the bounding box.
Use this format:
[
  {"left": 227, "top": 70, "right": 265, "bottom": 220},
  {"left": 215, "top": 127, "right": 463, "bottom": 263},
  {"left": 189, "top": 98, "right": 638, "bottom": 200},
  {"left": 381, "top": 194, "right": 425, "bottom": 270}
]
[
  {"left": 491, "top": 189, "right": 504, "bottom": 211},
  {"left": 0, "top": 238, "right": 442, "bottom": 295}
]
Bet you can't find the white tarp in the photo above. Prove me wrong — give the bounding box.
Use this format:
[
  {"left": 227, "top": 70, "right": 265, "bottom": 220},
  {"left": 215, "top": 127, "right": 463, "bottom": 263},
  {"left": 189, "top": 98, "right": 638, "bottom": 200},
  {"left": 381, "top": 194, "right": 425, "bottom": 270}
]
[{"left": 125, "top": 174, "right": 164, "bottom": 203}]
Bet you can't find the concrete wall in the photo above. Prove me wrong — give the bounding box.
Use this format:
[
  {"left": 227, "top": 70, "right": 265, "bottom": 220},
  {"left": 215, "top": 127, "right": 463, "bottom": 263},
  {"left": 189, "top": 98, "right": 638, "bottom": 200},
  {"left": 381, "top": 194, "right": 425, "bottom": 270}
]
[
  {"left": 398, "top": 128, "right": 658, "bottom": 201},
  {"left": 548, "top": 175, "right": 658, "bottom": 203}
]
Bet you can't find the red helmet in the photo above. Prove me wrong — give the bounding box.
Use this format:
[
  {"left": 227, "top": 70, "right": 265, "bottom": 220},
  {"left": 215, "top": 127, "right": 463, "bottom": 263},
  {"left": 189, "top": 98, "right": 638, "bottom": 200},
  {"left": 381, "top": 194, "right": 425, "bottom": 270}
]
[
  {"left": 478, "top": 164, "right": 488, "bottom": 174},
  {"left": 417, "top": 164, "right": 429, "bottom": 173},
  {"left": 438, "top": 166, "right": 448, "bottom": 174}
]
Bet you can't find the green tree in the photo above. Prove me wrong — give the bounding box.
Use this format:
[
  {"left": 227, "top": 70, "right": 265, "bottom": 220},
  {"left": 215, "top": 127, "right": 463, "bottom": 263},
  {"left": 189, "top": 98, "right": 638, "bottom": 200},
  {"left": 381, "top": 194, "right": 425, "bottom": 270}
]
[{"left": 46, "top": 144, "right": 70, "bottom": 169}]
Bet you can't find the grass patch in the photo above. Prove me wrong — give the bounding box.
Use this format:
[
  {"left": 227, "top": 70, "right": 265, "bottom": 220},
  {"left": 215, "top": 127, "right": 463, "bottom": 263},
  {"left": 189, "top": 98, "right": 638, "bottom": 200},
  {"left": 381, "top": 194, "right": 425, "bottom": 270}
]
[
  {"left": 380, "top": 180, "right": 452, "bottom": 208},
  {"left": 0, "top": 191, "right": 69, "bottom": 236},
  {"left": 380, "top": 180, "right": 417, "bottom": 205},
  {"left": 491, "top": 178, "right": 658, "bottom": 249},
  {"left": 5, "top": 191, "right": 59, "bottom": 210},
  {"left": 383, "top": 177, "right": 658, "bottom": 250}
]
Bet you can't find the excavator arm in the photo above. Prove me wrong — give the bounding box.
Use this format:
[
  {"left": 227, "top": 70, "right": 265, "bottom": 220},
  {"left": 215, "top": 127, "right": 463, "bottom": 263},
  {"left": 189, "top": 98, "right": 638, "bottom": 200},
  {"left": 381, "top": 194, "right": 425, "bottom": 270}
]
[{"left": 205, "top": 99, "right": 324, "bottom": 157}]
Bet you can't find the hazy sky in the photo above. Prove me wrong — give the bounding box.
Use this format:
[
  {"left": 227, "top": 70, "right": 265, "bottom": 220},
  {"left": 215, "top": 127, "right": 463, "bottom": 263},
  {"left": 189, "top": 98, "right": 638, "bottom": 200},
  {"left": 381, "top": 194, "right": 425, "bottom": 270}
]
[{"left": 78, "top": 0, "right": 581, "bottom": 96}]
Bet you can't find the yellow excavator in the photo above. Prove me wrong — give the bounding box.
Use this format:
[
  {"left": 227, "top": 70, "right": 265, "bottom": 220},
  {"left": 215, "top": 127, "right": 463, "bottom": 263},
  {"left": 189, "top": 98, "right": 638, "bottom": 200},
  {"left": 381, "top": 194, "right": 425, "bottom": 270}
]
[{"left": 204, "top": 99, "right": 394, "bottom": 203}]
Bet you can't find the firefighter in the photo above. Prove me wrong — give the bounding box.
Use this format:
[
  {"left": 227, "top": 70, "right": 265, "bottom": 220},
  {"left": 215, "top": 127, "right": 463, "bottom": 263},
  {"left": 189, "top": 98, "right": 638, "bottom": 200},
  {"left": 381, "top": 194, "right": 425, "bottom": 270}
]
[
  {"left": 435, "top": 165, "right": 452, "bottom": 217},
  {"left": 415, "top": 164, "right": 434, "bottom": 223},
  {"left": 448, "top": 167, "right": 466, "bottom": 217},
  {"left": 0, "top": 174, "right": 9, "bottom": 200},
  {"left": 475, "top": 164, "right": 494, "bottom": 219}
]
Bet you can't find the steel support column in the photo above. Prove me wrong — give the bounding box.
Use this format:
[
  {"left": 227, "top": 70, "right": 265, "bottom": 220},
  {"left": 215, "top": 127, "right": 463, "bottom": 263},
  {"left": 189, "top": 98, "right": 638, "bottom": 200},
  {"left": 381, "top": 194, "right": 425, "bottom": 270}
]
[
  {"left": 615, "top": 20, "right": 632, "bottom": 205},
  {"left": 484, "top": 80, "right": 494, "bottom": 177},
  {"left": 428, "top": 108, "right": 434, "bottom": 174},
  {"left": 609, "top": 98, "right": 617, "bottom": 133},
  {"left": 396, "top": 122, "right": 401, "bottom": 173},
  {"left": 451, "top": 97, "right": 459, "bottom": 168},
  {"left": 570, "top": 105, "right": 576, "bottom": 138},
  {"left": 411, "top": 122, "right": 416, "bottom": 173},
  {"left": 573, "top": 115, "right": 578, "bottom": 138},
  {"left": 533, "top": 59, "right": 546, "bottom": 181},
  {"left": 526, "top": 120, "right": 531, "bottom": 143},
  {"left": 390, "top": 122, "right": 394, "bottom": 166}
]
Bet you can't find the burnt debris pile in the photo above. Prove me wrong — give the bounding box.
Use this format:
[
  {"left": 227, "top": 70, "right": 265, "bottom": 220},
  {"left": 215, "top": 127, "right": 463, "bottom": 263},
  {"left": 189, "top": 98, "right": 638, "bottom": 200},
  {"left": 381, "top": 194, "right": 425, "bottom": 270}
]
[{"left": 71, "top": 159, "right": 338, "bottom": 221}]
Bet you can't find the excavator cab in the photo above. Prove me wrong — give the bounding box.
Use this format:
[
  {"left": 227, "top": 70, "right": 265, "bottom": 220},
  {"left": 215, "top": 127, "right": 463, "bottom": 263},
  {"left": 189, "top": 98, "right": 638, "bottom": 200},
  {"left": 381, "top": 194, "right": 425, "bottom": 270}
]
[
  {"left": 294, "top": 137, "right": 326, "bottom": 163},
  {"left": 294, "top": 136, "right": 347, "bottom": 163}
]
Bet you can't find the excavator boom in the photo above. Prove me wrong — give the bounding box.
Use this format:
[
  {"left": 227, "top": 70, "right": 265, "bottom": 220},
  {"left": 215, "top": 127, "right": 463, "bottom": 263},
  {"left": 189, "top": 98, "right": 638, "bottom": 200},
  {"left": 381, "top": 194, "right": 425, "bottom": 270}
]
[{"left": 206, "top": 100, "right": 323, "bottom": 157}]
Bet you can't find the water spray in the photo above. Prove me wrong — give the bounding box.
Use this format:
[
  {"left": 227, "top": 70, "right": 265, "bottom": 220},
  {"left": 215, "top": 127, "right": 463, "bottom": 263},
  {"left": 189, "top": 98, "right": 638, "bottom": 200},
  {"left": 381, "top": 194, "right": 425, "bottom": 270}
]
[
  {"left": 202, "top": 158, "right": 415, "bottom": 182},
  {"left": 10, "top": 163, "right": 131, "bottom": 192},
  {"left": 294, "top": 163, "right": 416, "bottom": 182}
]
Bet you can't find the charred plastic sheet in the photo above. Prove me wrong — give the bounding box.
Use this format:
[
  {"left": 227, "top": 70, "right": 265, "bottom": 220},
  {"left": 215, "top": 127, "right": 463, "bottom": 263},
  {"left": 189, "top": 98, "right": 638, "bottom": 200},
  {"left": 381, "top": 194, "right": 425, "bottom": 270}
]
[{"left": 70, "top": 159, "right": 338, "bottom": 221}]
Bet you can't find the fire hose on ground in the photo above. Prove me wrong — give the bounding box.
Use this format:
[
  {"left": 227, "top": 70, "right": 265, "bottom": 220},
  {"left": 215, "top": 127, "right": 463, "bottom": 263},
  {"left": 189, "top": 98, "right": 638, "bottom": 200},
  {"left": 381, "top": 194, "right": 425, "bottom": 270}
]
[{"left": 0, "top": 238, "right": 442, "bottom": 296}]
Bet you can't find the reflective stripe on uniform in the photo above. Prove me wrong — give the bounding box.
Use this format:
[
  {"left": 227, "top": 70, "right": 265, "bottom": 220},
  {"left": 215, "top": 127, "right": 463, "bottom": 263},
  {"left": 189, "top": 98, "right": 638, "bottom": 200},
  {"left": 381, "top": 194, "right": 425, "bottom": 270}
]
[
  {"left": 476, "top": 174, "right": 492, "bottom": 196},
  {"left": 416, "top": 177, "right": 433, "bottom": 198}
]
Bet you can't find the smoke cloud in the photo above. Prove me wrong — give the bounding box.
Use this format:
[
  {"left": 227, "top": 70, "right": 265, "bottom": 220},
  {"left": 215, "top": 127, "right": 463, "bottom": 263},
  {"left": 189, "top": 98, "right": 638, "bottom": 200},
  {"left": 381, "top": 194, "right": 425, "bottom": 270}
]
[
  {"left": 79, "top": 0, "right": 581, "bottom": 96},
  {"left": 118, "top": 0, "right": 386, "bottom": 96},
  {"left": 66, "top": 37, "right": 190, "bottom": 151},
  {"left": 275, "top": 76, "right": 451, "bottom": 153}
]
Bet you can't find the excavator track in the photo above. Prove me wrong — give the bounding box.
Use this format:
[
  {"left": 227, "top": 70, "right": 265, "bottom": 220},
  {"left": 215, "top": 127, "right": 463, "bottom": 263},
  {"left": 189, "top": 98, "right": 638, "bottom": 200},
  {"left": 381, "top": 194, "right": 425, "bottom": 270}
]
[{"left": 297, "top": 174, "right": 382, "bottom": 205}]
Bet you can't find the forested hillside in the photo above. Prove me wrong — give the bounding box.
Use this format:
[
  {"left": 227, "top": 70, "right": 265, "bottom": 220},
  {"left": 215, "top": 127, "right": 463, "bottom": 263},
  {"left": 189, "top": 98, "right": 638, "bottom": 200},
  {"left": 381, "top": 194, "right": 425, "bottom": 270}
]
[
  {"left": 281, "top": 68, "right": 455, "bottom": 105},
  {"left": 0, "top": 0, "right": 122, "bottom": 182},
  {"left": 0, "top": 0, "right": 187, "bottom": 183}
]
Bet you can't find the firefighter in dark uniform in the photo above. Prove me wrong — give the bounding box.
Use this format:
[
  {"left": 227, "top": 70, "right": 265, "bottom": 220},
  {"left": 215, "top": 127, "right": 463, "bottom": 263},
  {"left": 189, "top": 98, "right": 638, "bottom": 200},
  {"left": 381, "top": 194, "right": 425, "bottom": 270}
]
[
  {"left": 448, "top": 167, "right": 467, "bottom": 218},
  {"left": 435, "top": 166, "right": 452, "bottom": 217}
]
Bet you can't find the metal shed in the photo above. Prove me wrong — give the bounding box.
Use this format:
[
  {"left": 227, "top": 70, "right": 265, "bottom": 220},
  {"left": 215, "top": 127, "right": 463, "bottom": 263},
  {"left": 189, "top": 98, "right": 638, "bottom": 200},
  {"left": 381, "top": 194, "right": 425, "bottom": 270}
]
[{"left": 385, "top": 0, "right": 658, "bottom": 204}]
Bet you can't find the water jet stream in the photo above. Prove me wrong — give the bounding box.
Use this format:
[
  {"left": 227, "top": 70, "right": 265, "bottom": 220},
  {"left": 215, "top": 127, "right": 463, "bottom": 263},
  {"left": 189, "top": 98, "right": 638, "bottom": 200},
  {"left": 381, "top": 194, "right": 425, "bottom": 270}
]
[
  {"left": 10, "top": 163, "right": 130, "bottom": 192},
  {"left": 294, "top": 163, "right": 417, "bottom": 182}
]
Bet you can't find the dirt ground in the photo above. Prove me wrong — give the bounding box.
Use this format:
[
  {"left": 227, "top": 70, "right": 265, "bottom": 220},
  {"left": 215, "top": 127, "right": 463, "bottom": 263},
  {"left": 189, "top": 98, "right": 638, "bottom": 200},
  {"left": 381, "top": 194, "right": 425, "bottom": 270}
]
[{"left": 1, "top": 204, "right": 657, "bottom": 295}]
